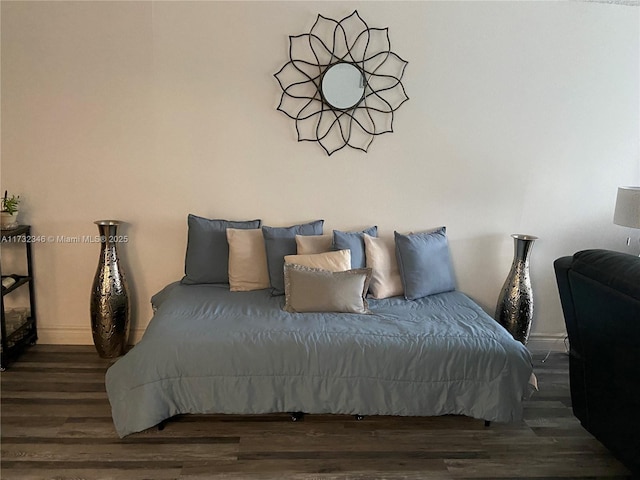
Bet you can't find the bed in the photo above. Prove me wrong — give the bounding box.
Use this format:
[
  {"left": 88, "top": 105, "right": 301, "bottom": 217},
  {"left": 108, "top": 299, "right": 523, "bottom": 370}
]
[{"left": 105, "top": 281, "right": 536, "bottom": 438}]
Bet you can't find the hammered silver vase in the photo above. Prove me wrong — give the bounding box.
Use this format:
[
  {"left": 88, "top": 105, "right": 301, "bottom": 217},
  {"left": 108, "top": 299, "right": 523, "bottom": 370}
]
[
  {"left": 90, "top": 220, "right": 130, "bottom": 358},
  {"left": 495, "top": 234, "right": 537, "bottom": 345}
]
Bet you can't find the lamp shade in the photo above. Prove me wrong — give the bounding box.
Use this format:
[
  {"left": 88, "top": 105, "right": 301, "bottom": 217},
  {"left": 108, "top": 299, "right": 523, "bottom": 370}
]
[{"left": 613, "top": 186, "right": 640, "bottom": 229}]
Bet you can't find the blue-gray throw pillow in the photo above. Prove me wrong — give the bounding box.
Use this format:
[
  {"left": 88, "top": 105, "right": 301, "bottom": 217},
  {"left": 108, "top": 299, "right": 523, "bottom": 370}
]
[
  {"left": 333, "top": 226, "right": 378, "bottom": 269},
  {"left": 182, "top": 214, "right": 261, "bottom": 285},
  {"left": 262, "top": 220, "right": 324, "bottom": 295},
  {"left": 394, "top": 227, "right": 456, "bottom": 300}
]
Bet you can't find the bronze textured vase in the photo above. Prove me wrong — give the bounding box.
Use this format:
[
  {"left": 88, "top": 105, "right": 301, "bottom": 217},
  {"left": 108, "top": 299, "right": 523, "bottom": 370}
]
[
  {"left": 495, "top": 234, "right": 537, "bottom": 345},
  {"left": 90, "top": 220, "right": 130, "bottom": 358}
]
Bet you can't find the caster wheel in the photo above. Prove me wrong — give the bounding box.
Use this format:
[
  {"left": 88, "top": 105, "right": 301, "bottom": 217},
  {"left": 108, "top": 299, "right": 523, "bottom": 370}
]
[
  {"left": 290, "top": 412, "right": 304, "bottom": 422},
  {"left": 354, "top": 415, "right": 365, "bottom": 421}
]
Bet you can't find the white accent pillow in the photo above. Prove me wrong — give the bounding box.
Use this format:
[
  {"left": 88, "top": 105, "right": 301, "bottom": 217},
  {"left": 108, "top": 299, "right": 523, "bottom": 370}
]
[
  {"left": 284, "top": 250, "right": 351, "bottom": 272},
  {"left": 364, "top": 234, "right": 404, "bottom": 299},
  {"left": 295, "top": 234, "right": 333, "bottom": 254},
  {"left": 226, "top": 228, "right": 270, "bottom": 291}
]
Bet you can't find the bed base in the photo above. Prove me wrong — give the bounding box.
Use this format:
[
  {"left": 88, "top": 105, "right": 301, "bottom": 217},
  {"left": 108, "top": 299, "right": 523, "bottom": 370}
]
[
  {"left": 289, "top": 412, "right": 365, "bottom": 422},
  {"left": 155, "top": 415, "right": 490, "bottom": 430}
]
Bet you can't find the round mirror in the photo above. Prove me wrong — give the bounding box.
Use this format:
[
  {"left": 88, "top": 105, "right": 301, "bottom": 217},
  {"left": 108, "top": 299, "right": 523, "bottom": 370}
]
[{"left": 321, "top": 63, "right": 365, "bottom": 110}]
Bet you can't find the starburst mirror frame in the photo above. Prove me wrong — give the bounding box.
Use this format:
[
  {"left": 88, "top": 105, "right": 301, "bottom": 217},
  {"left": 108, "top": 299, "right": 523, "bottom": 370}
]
[{"left": 274, "top": 11, "right": 409, "bottom": 156}]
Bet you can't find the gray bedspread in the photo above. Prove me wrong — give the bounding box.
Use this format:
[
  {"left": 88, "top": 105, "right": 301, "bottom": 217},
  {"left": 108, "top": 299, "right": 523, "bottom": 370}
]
[{"left": 106, "top": 283, "right": 535, "bottom": 437}]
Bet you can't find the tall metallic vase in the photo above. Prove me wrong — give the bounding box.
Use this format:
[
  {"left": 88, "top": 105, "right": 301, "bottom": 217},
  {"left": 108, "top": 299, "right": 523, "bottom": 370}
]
[
  {"left": 495, "top": 234, "right": 537, "bottom": 345},
  {"left": 90, "top": 220, "right": 130, "bottom": 358}
]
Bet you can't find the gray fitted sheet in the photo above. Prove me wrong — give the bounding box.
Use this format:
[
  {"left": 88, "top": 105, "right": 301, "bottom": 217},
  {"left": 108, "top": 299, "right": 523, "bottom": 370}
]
[{"left": 106, "top": 283, "right": 535, "bottom": 437}]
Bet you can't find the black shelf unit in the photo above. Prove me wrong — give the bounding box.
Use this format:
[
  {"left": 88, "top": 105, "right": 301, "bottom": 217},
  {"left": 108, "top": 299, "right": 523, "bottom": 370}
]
[{"left": 1, "top": 225, "right": 37, "bottom": 370}]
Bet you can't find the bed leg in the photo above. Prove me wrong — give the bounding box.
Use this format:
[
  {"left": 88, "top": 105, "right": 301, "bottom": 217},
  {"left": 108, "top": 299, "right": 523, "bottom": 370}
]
[
  {"left": 157, "top": 419, "right": 167, "bottom": 431},
  {"left": 484, "top": 420, "right": 491, "bottom": 427},
  {"left": 354, "top": 414, "right": 365, "bottom": 421},
  {"left": 290, "top": 412, "right": 304, "bottom": 422}
]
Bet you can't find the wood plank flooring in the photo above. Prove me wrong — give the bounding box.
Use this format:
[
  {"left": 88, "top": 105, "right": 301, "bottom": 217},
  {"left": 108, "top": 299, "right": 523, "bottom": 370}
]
[{"left": 0, "top": 345, "right": 634, "bottom": 479}]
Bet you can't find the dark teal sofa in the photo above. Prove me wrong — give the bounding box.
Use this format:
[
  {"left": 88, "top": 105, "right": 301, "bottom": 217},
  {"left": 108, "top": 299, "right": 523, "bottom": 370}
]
[{"left": 554, "top": 249, "right": 640, "bottom": 476}]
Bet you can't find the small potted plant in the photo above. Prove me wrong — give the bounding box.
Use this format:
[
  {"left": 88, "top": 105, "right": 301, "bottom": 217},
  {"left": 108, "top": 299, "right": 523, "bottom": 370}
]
[{"left": 1, "top": 191, "right": 20, "bottom": 229}]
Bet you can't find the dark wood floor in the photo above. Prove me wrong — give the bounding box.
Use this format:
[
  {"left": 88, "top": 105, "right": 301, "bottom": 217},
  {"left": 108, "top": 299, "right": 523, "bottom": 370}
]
[{"left": 0, "top": 345, "right": 633, "bottom": 479}]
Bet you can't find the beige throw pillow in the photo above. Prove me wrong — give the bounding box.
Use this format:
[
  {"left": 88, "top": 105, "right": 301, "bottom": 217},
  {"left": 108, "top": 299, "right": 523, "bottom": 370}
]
[
  {"left": 226, "top": 228, "right": 270, "bottom": 291},
  {"left": 363, "top": 234, "right": 404, "bottom": 299},
  {"left": 284, "top": 250, "right": 351, "bottom": 272},
  {"left": 283, "top": 264, "right": 372, "bottom": 314},
  {"left": 295, "top": 234, "right": 334, "bottom": 254}
]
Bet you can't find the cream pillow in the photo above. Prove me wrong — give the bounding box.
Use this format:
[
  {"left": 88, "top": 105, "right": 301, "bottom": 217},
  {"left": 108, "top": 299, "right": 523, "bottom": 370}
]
[
  {"left": 295, "top": 234, "right": 333, "bottom": 254},
  {"left": 283, "top": 264, "right": 372, "bottom": 314},
  {"left": 284, "top": 250, "right": 351, "bottom": 272},
  {"left": 364, "top": 234, "right": 404, "bottom": 299},
  {"left": 226, "top": 228, "right": 270, "bottom": 291}
]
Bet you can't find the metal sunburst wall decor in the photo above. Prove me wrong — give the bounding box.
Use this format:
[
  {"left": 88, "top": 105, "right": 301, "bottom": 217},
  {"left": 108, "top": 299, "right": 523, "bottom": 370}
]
[{"left": 274, "top": 11, "right": 409, "bottom": 155}]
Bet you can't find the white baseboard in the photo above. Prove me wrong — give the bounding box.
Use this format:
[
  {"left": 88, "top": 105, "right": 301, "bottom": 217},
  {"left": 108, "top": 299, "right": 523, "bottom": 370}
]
[
  {"left": 37, "top": 327, "right": 146, "bottom": 345},
  {"left": 526, "top": 333, "right": 568, "bottom": 353}
]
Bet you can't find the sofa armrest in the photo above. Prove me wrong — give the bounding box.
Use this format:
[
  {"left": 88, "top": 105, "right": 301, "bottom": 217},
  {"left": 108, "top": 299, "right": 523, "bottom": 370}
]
[
  {"left": 554, "top": 256, "right": 579, "bottom": 355},
  {"left": 554, "top": 256, "right": 588, "bottom": 425}
]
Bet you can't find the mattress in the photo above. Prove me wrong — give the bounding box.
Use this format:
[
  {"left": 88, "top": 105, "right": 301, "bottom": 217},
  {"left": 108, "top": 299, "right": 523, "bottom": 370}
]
[{"left": 106, "top": 282, "right": 535, "bottom": 437}]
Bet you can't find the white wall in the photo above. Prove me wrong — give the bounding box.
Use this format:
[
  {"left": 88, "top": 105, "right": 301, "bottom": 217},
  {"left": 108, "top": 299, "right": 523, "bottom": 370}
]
[{"left": 2, "top": 1, "right": 638, "bottom": 350}]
